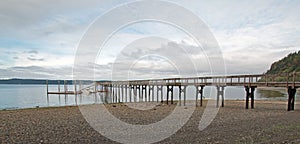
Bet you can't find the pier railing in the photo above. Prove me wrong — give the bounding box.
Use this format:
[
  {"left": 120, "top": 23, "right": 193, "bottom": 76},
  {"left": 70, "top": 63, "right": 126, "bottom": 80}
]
[{"left": 97, "top": 72, "right": 299, "bottom": 88}]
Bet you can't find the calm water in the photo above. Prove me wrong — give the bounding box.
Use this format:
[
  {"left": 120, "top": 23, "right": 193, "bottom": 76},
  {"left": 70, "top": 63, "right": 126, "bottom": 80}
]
[{"left": 0, "top": 84, "right": 299, "bottom": 110}]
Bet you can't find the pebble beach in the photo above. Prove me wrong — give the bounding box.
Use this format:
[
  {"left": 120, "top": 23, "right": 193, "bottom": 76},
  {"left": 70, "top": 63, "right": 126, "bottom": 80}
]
[{"left": 1, "top": 100, "right": 300, "bottom": 143}]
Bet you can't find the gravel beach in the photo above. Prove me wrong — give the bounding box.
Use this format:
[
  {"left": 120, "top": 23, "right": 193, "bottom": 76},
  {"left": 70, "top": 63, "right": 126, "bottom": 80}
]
[{"left": 1, "top": 100, "right": 300, "bottom": 143}]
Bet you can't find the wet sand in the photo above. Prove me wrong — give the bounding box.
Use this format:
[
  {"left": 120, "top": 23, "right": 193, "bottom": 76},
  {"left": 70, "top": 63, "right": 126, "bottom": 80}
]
[{"left": 1, "top": 100, "right": 300, "bottom": 143}]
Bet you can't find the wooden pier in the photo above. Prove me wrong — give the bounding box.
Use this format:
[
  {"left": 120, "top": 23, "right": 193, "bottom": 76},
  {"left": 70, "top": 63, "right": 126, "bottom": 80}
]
[{"left": 47, "top": 72, "right": 300, "bottom": 111}]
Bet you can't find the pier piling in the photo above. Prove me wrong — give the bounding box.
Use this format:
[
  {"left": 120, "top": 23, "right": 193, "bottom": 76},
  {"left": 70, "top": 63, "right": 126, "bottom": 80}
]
[{"left": 287, "top": 86, "right": 297, "bottom": 111}]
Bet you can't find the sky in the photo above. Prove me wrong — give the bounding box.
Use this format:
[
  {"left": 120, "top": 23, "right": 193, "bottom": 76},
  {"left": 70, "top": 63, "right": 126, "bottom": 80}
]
[{"left": 0, "top": 0, "right": 300, "bottom": 80}]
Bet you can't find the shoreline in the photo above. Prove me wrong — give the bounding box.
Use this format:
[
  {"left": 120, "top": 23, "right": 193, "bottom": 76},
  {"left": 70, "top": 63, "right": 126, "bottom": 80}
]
[{"left": 1, "top": 99, "right": 299, "bottom": 111}]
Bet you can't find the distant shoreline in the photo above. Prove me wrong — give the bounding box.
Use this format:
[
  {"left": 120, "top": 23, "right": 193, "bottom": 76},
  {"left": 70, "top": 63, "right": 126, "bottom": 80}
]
[{"left": 0, "top": 79, "right": 93, "bottom": 85}]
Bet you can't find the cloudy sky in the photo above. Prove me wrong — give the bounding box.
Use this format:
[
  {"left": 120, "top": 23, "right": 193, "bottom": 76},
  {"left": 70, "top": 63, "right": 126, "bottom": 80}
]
[{"left": 0, "top": 0, "right": 299, "bottom": 80}]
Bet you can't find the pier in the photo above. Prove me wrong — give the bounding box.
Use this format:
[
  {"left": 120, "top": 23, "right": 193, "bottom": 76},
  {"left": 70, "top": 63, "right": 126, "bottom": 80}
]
[{"left": 47, "top": 72, "right": 300, "bottom": 111}]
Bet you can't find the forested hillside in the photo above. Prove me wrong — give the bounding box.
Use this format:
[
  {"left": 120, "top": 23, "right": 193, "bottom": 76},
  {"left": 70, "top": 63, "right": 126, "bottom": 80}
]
[{"left": 266, "top": 51, "right": 300, "bottom": 74}]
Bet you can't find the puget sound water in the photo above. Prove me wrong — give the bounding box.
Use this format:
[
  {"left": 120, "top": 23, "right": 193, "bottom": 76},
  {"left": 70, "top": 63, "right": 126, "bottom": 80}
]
[{"left": 0, "top": 84, "right": 299, "bottom": 110}]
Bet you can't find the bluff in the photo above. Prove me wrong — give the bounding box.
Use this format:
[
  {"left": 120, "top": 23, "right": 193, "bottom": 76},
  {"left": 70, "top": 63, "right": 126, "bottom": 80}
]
[{"left": 265, "top": 51, "right": 300, "bottom": 74}]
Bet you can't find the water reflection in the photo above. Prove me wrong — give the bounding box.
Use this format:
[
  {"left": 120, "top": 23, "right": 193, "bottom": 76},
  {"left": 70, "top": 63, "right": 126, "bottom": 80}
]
[{"left": 256, "top": 88, "right": 287, "bottom": 99}]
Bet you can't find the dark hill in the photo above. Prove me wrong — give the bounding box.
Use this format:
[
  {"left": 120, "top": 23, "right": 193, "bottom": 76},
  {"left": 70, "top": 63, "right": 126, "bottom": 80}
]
[
  {"left": 266, "top": 51, "right": 300, "bottom": 74},
  {"left": 262, "top": 50, "right": 300, "bottom": 82}
]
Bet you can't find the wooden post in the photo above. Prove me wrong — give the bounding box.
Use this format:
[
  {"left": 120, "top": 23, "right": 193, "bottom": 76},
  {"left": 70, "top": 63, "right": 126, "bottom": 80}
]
[
  {"left": 195, "top": 85, "right": 198, "bottom": 107},
  {"left": 161, "top": 86, "right": 163, "bottom": 103},
  {"left": 184, "top": 86, "right": 186, "bottom": 106},
  {"left": 64, "top": 80, "right": 67, "bottom": 104},
  {"left": 167, "top": 85, "right": 169, "bottom": 104},
  {"left": 200, "top": 86, "right": 204, "bottom": 107},
  {"left": 150, "top": 85, "right": 154, "bottom": 102},
  {"left": 125, "top": 85, "right": 128, "bottom": 103},
  {"left": 148, "top": 85, "right": 151, "bottom": 102},
  {"left": 74, "top": 80, "right": 77, "bottom": 94},
  {"left": 138, "top": 85, "right": 142, "bottom": 102},
  {"left": 135, "top": 85, "right": 138, "bottom": 102},
  {"left": 156, "top": 85, "right": 159, "bottom": 102},
  {"left": 118, "top": 85, "right": 121, "bottom": 103},
  {"left": 110, "top": 85, "right": 113, "bottom": 103},
  {"left": 157, "top": 85, "right": 163, "bottom": 103},
  {"left": 152, "top": 86, "right": 154, "bottom": 102},
  {"left": 64, "top": 80, "right": 68, "bottom": 92},
  {"left": 245, "top": 86, "right": 256, "bottom": 109},
  {"left": 216, "top": 86, "right": 225, "bottom": 107},
  {"left": 142, "top": 85, "right": 147, "bottom": 102},
  {"left": 195, "top": 85, "right": 205, "bottom": 107},
  {"left": 179, "top": 85, "right": 187, "bottom": 106},
  {"left": 115, "top": 85, "right": 117, "bottom": 103},
  {"left": 112, "top": 85, "right": 115, "bottom": 103},
  {"left": 148, "top": 85, "right": 152, "bottom": 102},
  {"left": 94, "top": 82, "right": 97, "bottom": 93},
  {"left": 129, "top": 85, "right": 133, "bottom": 102},
  {"left": 133, "top": 85, "right": 136, "bottom": 102},
  {"left": 58, "top": 80, "right": 60, "bottom": 93},
  {"left": 94, "top": 83, "right": 97, "bottom": 103},
  {"left": 46, "top": 80, "right": 49, "bottom": 104},
  {"left": 142, "top": 85, "right": 146, "bottom": 102},
  {"left": 245, "top": 86, "right": 250, "bottom": 109},
  {"left": 121, "top": 85, "right": 124, "bottom": 102},
  {"left": 74, "top": 80, "right": 77, "bottom": 104},
  {"left": 166, "top": 85, "right": 173, "bottom": 104},
  {"left": 171, "top": 86, "right": 174, "bottom": 104},
  {"left": 250, "top": 86, "right": 255, "bottom": 109},
  {"left": 287, "top": 86, "right": 296, "bottom": 111}
]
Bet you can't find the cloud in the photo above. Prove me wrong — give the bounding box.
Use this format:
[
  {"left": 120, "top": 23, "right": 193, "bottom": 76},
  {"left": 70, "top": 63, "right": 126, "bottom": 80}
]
[
  {"left": 27, "top": 50, "right": 38, "bottom": 54},
  {"left": 27, "top": 57, "right": 44, "bottom": 61},
  {"left": 1, "top": 0, "right": 300, "bottom": 79},
  {"left": 213, "top": 14, "right": 300, "bottom": 74}
]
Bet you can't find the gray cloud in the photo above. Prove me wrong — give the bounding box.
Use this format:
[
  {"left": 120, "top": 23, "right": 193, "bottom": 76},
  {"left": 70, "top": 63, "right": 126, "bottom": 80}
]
[
  {"left": 27, "top": 50, "right": 38, "bottom": 54},
  {"left": 27, "top": 57, "right": 44, "bottom": 61},
  {"left": 1, "top": 1, "right": 300, "bottom": 80},
  {"left": 0, "top": 0, "right": 118, "bottom": 38}
]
